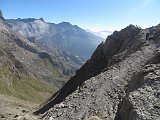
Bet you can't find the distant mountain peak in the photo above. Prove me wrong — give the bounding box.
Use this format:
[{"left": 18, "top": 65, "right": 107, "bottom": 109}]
[
  {"left": 39, "top": 17, "right": 45, "bottom": 22},
  {"left": 58, "top": 21, "right": 72, "bottom": 26},
  {"left": 126, "top": 24, "right": 141, "bottom": 30}
]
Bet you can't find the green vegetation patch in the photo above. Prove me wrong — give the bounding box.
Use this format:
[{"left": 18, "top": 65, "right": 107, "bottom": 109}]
[
  {"left": 11, "top": 76, "right": 58, "bottom": 102},
  {"left": 0, "top": 64, "right": 59, "bottom": 103}
]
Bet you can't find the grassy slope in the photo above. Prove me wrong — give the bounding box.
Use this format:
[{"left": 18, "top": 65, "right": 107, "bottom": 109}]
[
  {"left": 0, "top": 58, "right": 59, "bottom": 103},
  {"left": 0, "top": 30, "right": 61, "bottom": 104},
  {"left": 35, "top": 58, "right": 72, "bottom": 79}
]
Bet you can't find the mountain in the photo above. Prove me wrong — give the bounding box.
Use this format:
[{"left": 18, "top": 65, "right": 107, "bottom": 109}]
[
  {"left": 0, "top": 18, "right": 57, "bottom": 110},
  {"left": 5, "top": 18, "right": 90, "bottom": 83},
  {"left": 0, "top": 10, "right": 101, "bottom": 119},
  {"left": 86, "top": 29, "right": 113, "bottom": 39},
  {"left": 0, "top": 15, "right": 79, "bottom": 102},
  {"left": 7, "top": 18, "right": 104, "bottom": 59},
  {"left": 0, "top": 14, "right": 90, "bottom": 119},
  {"left": 35, "top": 24, "right": 160, "bottom": 120}
]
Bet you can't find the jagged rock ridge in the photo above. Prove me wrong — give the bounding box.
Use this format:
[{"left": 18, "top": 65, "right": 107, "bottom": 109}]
[{"left": 36, "top": 24, "right": 160, "bottom": 120}]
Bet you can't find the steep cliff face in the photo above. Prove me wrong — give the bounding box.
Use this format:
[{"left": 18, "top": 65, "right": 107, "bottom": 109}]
[{"left": 35, "top": 24, "right": 160, "bottom": 120}]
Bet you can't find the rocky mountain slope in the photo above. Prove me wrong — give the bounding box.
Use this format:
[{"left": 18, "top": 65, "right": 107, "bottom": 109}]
[
  {"left": 7, "top": 18, "right": 104, "bottom": 59},
  {"left": 35, "top": 24, "right": 160, "bottom": 120}
]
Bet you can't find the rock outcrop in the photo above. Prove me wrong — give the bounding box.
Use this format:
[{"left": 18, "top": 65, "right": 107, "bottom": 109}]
[
  {"left": 118, "top": 50, "right": 160, "bottom": 120},
  {"left": 35, "top": 24, "right": 160, "bottom": 120}
]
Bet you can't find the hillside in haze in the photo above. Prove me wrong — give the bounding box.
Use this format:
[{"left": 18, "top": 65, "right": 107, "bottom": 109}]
[{"left": 7, "top": 18, "right": 104, "bottom": 59}]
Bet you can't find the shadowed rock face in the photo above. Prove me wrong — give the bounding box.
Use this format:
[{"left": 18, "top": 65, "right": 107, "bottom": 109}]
[{"left": 35, "top": 24, "right": 160, "bottom": 120}]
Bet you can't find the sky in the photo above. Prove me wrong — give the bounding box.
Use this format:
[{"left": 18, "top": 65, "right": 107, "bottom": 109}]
[{"left": 0, "top": 0, "right": 160, "bottom": 31}]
